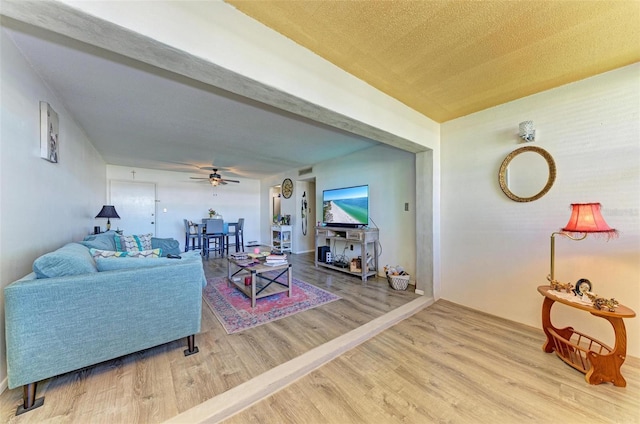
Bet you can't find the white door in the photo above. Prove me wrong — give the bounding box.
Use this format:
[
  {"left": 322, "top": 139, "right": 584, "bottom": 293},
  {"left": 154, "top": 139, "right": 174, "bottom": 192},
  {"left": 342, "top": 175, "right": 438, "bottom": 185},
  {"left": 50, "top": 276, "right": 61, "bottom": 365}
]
[{"left": 109, "top": 180, "right": 156, "bottom": 235}]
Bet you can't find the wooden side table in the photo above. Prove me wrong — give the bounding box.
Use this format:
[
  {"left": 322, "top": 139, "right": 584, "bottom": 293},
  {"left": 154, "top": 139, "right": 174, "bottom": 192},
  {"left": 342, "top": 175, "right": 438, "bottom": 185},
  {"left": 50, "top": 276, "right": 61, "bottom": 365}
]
[{"left": 537, "top": 285, "right": 636, "bottom": 387}]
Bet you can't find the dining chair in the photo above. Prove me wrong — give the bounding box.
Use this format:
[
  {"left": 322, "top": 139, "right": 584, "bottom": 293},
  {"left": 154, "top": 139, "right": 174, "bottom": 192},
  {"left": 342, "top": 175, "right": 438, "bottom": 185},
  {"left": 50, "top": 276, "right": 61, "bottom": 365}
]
[
  {"left": 183, "top": 219, "right": 201, "bottom": 252},
  {"left": 227, "top": 218, "right": 245, "bottom": 252},
  {"left": 202, "top": 219, "right": 225, "bottom": 258}
]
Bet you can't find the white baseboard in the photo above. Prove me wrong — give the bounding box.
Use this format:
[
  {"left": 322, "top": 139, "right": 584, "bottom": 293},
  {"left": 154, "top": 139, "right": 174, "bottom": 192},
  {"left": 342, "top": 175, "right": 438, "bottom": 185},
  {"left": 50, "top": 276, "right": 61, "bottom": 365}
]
[
  {"left": 294, "top": 249, "right": 315, "bottom": 254},
  {"left": 415, "top": 289, "right": 425, "bottom": 295}
]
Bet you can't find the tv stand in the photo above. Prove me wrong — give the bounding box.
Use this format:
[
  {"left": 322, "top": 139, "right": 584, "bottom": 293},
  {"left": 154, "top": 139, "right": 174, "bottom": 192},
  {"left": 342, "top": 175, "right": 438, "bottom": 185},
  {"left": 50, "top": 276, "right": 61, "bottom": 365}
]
[{"left": 314, "top": 226, "right": 379, "bottom": 281}]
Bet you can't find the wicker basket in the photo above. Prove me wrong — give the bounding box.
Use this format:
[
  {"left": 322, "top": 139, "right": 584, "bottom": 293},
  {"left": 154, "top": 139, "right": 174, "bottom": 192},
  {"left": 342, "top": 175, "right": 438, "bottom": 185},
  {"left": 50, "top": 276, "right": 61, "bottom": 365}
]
[{"left": 387, "top": 274, "right": 410, "bottom": 290}]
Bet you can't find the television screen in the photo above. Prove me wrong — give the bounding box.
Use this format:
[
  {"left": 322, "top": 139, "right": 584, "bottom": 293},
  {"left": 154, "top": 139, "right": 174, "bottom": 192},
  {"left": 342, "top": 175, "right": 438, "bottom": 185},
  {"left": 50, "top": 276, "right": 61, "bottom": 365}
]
[{"left": 322, "top": 185, "right": 369, "bottom": 227}]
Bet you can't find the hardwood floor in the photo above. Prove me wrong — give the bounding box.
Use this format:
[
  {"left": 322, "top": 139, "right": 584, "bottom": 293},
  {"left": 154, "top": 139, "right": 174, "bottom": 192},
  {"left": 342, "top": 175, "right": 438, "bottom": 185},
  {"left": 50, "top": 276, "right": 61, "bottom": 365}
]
[
  {"left": 222, "top": 301, "right": 640, "bottom": 424},
  {"left": 2, "top": 251, "right": 638, "bottom": 423},
  {"left": 0, "top": 251, "right": 419, "bottom": 423}
]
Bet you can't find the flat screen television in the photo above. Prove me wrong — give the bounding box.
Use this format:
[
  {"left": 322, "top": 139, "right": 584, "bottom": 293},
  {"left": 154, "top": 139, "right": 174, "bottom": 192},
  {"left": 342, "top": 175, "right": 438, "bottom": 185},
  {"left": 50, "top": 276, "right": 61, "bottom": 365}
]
[{"left": 322, "top": 185, "right": 369, "bottom": 228}]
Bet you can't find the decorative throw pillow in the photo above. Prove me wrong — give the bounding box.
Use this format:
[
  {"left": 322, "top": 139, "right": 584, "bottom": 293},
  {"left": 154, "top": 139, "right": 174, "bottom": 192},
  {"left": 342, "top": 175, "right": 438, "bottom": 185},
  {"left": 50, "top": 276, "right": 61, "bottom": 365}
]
[
  {"left": 33, "top": 243, "right": 98, "bottom": 278},
  {"left": 90, "top": 248, "right": 161, "bottom": 259},
  {"left": 80, "top": 230, "right": 118, "bottom": 251},
  {"left": 151, "top": 237, "right": 181, "bottom": 257},
  {"left": 114, "top": 233, "right": 153, "bottom": 252},
  {"left": 125, "top": 249, "right": 161, "bottom": 258}
]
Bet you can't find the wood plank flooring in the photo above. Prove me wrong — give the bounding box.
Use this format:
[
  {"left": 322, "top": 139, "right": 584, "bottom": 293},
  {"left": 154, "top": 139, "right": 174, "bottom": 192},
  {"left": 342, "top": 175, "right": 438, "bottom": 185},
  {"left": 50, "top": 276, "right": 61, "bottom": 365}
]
[
  {"left": 2, "top": 251, "right": 638, "bottom": 423},
  {"left": 223, "top": 300, "right": 640, "bottom": 424},
  {"left": 0, "top": 251, "right": 419, "bottom": 423}
]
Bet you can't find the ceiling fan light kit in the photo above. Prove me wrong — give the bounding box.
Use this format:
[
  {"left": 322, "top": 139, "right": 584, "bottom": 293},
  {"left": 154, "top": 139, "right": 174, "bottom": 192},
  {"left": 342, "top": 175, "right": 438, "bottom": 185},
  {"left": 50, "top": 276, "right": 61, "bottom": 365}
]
[{"left": 190, "top": 168, "right": 240, "bottom": 186}]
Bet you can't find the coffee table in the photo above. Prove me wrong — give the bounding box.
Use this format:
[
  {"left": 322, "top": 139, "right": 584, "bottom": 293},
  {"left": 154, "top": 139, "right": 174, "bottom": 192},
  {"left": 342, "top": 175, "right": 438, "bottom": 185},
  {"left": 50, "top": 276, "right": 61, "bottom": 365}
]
[{"left": 227, "top": 257, "right": 292, "bottom": 307}]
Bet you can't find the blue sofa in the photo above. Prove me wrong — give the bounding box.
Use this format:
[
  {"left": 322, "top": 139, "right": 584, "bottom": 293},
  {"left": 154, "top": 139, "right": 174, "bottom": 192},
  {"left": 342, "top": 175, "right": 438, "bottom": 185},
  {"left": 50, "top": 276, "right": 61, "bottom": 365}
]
[{"left": 4, "top": 232, "right": 206, "bottom": 415}]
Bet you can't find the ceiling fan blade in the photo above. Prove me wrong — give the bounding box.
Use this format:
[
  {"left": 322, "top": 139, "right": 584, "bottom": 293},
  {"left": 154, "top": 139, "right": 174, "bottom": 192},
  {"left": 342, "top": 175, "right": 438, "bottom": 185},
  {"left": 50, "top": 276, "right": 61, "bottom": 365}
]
[
  {"left": 200, "top": 165, "right": 231, "bottom": 172},
  {"left": 191, "top": 167, "right": 239, "bottom": 185}
]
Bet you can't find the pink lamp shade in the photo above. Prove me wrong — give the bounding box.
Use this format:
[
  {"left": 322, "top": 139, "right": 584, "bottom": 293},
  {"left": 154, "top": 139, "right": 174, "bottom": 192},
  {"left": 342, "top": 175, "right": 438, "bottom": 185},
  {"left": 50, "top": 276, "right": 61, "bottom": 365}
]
[{"left": 562, "top": 203, "right": 617, "bottom": 239}]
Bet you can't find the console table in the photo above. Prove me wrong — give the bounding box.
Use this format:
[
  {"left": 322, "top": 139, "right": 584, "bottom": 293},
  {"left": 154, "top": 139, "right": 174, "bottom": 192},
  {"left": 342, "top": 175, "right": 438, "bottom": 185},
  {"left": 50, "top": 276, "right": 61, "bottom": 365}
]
[
  {"left": 537, "top": 285, "right": 636, "bottom": 387},
  {"left": 314, "top": 226, "right": 379, "bottom": 281}
]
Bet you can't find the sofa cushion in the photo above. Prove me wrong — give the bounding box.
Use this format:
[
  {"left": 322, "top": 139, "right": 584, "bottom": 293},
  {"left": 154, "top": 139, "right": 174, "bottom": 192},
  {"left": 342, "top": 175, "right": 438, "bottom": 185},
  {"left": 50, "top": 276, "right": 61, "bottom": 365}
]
[
  {"left": 115, "top": 234, "right": 153, "bottom": 252},
  {"left": 96, "top": 256, "right": 177, "bottom": 271},
  {"left": 80, "top": 230, "right": 118, "bottom": 251},
  {"left": 90, "top": 248, "right": 161, "bottom": 259},
  {"left": 151, "top": 237, "right": 181, "bottom": 257},
  {"left": 33, "top": 243, "right": 98, "bottom": 279}
]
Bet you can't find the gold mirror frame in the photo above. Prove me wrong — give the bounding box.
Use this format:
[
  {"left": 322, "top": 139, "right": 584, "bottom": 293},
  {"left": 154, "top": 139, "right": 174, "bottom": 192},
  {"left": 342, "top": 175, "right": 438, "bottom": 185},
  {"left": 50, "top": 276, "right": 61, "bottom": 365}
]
[{"left": 498, "top": 146, "right": 556, "bottom": 202}]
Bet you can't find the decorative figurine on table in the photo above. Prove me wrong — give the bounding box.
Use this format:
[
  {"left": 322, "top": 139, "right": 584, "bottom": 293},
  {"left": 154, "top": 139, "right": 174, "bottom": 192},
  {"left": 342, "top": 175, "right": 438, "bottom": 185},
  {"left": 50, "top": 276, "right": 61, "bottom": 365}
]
[
  {"left": 581, "top": 290, "right": 620, "bottom": 312},
  {"left": 573, "top": 278, "right": 592, "bottom": 297},
  {"left": 547, "top": 274, "right": 573, "bottom": 293}
]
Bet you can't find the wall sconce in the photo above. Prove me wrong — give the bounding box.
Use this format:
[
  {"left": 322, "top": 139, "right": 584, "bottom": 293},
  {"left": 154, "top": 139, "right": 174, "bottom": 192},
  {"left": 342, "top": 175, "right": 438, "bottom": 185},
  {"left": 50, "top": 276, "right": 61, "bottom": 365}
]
[
  {"left": 548, "top": 203, "right": 617, "bottom": 292},
  {"left": 519, "top": 121, "right": 535, "bottom": 142}
]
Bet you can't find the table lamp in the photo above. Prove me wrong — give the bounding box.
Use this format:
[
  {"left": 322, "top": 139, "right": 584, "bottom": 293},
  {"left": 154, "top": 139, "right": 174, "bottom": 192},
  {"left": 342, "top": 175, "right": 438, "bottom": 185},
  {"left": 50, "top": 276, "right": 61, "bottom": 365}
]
[
  {"left": 548, "top": 203, "right": 617, "bottom": 291},
  {"left": 95, "top": 205, "right": 120, "bottom": 231}
]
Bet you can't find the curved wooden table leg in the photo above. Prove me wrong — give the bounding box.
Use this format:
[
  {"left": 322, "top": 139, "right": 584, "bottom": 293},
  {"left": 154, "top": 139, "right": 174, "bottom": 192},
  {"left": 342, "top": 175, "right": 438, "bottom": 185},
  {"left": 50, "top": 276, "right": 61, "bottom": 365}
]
[
  {"left": 541, "top": 297, "right": 574, "bottom": 353},
  {"left": 541, "top": 297, "right": 555, "bottom": 352},
  {"left": 586, "top": 314, "right": 628, "bottom": 387}
]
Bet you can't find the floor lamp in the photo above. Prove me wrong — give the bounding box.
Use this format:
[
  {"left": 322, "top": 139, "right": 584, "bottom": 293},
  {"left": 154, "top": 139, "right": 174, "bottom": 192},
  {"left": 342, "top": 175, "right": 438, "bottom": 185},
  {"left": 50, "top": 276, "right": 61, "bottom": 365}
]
[{"left": 548, "top": 203, "right": 617, "bottom": 292}]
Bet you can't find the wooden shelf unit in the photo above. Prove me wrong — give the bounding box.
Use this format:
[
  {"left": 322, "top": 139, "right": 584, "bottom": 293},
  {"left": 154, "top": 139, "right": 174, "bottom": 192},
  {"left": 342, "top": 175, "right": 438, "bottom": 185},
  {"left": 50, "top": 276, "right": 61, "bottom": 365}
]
[
  {"left": 314, "top": 226, "right": 379, "bottom": 281},
  {"left": 271, "top": 225, "right": 292, "bottom": 253}
]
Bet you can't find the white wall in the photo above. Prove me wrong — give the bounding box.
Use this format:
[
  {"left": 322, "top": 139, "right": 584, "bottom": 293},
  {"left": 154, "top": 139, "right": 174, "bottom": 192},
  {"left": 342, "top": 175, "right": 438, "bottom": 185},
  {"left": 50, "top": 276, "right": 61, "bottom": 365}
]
[
  {"left": 441, "top": 64, "right": 640, "bottom": 357},
  {"left": 0, "top": 28, "right": 107, "bottom": 388},
  {"left": 106, "top": 165, "right": 261, "bottom": 249},
  {"left": 316, "top": 145, "right": 417, "bottom": 278},
  {"left": 105, "top": 146, "right": 413, "bottom": 274},
  {"left": 57, "top": 0, "right": 440, "bottom": 295},
  {"left": 263, "top": 145, "right": 416, "bottom": 277}
]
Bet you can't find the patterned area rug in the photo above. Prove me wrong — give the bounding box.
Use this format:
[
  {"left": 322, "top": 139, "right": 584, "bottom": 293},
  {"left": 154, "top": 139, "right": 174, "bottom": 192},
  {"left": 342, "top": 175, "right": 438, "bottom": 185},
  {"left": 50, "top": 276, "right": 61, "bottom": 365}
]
[{"left": 203, "top": 274, "right": 341, "bottom": 334}]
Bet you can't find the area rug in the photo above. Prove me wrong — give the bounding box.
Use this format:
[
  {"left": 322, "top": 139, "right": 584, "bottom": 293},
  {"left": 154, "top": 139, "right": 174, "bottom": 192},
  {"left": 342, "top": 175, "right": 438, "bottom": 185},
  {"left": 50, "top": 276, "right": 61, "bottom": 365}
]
[{"left": 203, "top": 274, "right": 341, "bottom": 334}]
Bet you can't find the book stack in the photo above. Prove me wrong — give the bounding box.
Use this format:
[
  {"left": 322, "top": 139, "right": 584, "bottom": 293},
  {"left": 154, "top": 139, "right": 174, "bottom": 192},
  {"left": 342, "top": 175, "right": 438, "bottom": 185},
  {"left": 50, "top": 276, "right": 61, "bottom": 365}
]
[
  {"left": 234, "top": 258, "right": 259, "bottom": 267},
  {"left": 264, "top": 254, "right": 287, "bottom": 266},
  {"left": 230, "top": 252, "right": 249, "bottom": 260}
]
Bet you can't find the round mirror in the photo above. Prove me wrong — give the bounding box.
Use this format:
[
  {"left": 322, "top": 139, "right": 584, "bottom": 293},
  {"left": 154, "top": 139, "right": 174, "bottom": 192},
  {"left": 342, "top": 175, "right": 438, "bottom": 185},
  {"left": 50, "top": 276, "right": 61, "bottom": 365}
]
[{"left": 498, "top": 146, "right": 556, "bottom": 202}]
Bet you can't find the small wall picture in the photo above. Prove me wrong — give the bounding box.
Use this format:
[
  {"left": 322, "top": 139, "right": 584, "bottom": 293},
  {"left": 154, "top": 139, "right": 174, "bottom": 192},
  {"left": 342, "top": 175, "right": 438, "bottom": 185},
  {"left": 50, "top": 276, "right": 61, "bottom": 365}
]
[{"left": 40, "top": 101, "right": 59, "bottom": 163}]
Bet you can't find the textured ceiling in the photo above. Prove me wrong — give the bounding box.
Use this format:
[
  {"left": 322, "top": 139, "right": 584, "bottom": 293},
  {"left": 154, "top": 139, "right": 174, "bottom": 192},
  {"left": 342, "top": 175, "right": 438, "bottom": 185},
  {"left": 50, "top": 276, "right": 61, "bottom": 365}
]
[{"left": 226, "top": 0, "right": 640, "bottom": 123}]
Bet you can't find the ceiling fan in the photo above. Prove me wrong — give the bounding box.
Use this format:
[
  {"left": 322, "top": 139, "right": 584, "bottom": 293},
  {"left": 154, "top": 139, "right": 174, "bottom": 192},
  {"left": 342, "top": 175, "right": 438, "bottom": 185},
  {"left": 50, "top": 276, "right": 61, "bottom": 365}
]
[{"left": 190, "top": 169, "right": 239, "bottom": 186}]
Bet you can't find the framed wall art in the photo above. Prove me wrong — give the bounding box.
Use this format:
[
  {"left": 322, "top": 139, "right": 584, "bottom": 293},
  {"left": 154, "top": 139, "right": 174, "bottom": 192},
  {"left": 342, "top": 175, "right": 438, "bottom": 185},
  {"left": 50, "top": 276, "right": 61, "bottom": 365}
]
[{"left": 40, "top": 101, "right": 59, "bottom": 163}]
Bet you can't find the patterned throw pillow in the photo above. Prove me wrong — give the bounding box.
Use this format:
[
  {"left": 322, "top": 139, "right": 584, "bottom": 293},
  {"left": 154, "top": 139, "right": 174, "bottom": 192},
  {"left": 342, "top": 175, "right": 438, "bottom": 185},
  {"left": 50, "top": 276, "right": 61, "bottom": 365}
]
[
  {"left": 90, "top": 248, "right": 161, "bottom": 258},
  {"left": 114, "top": 234, "right": 153, "bottom": 252}
]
